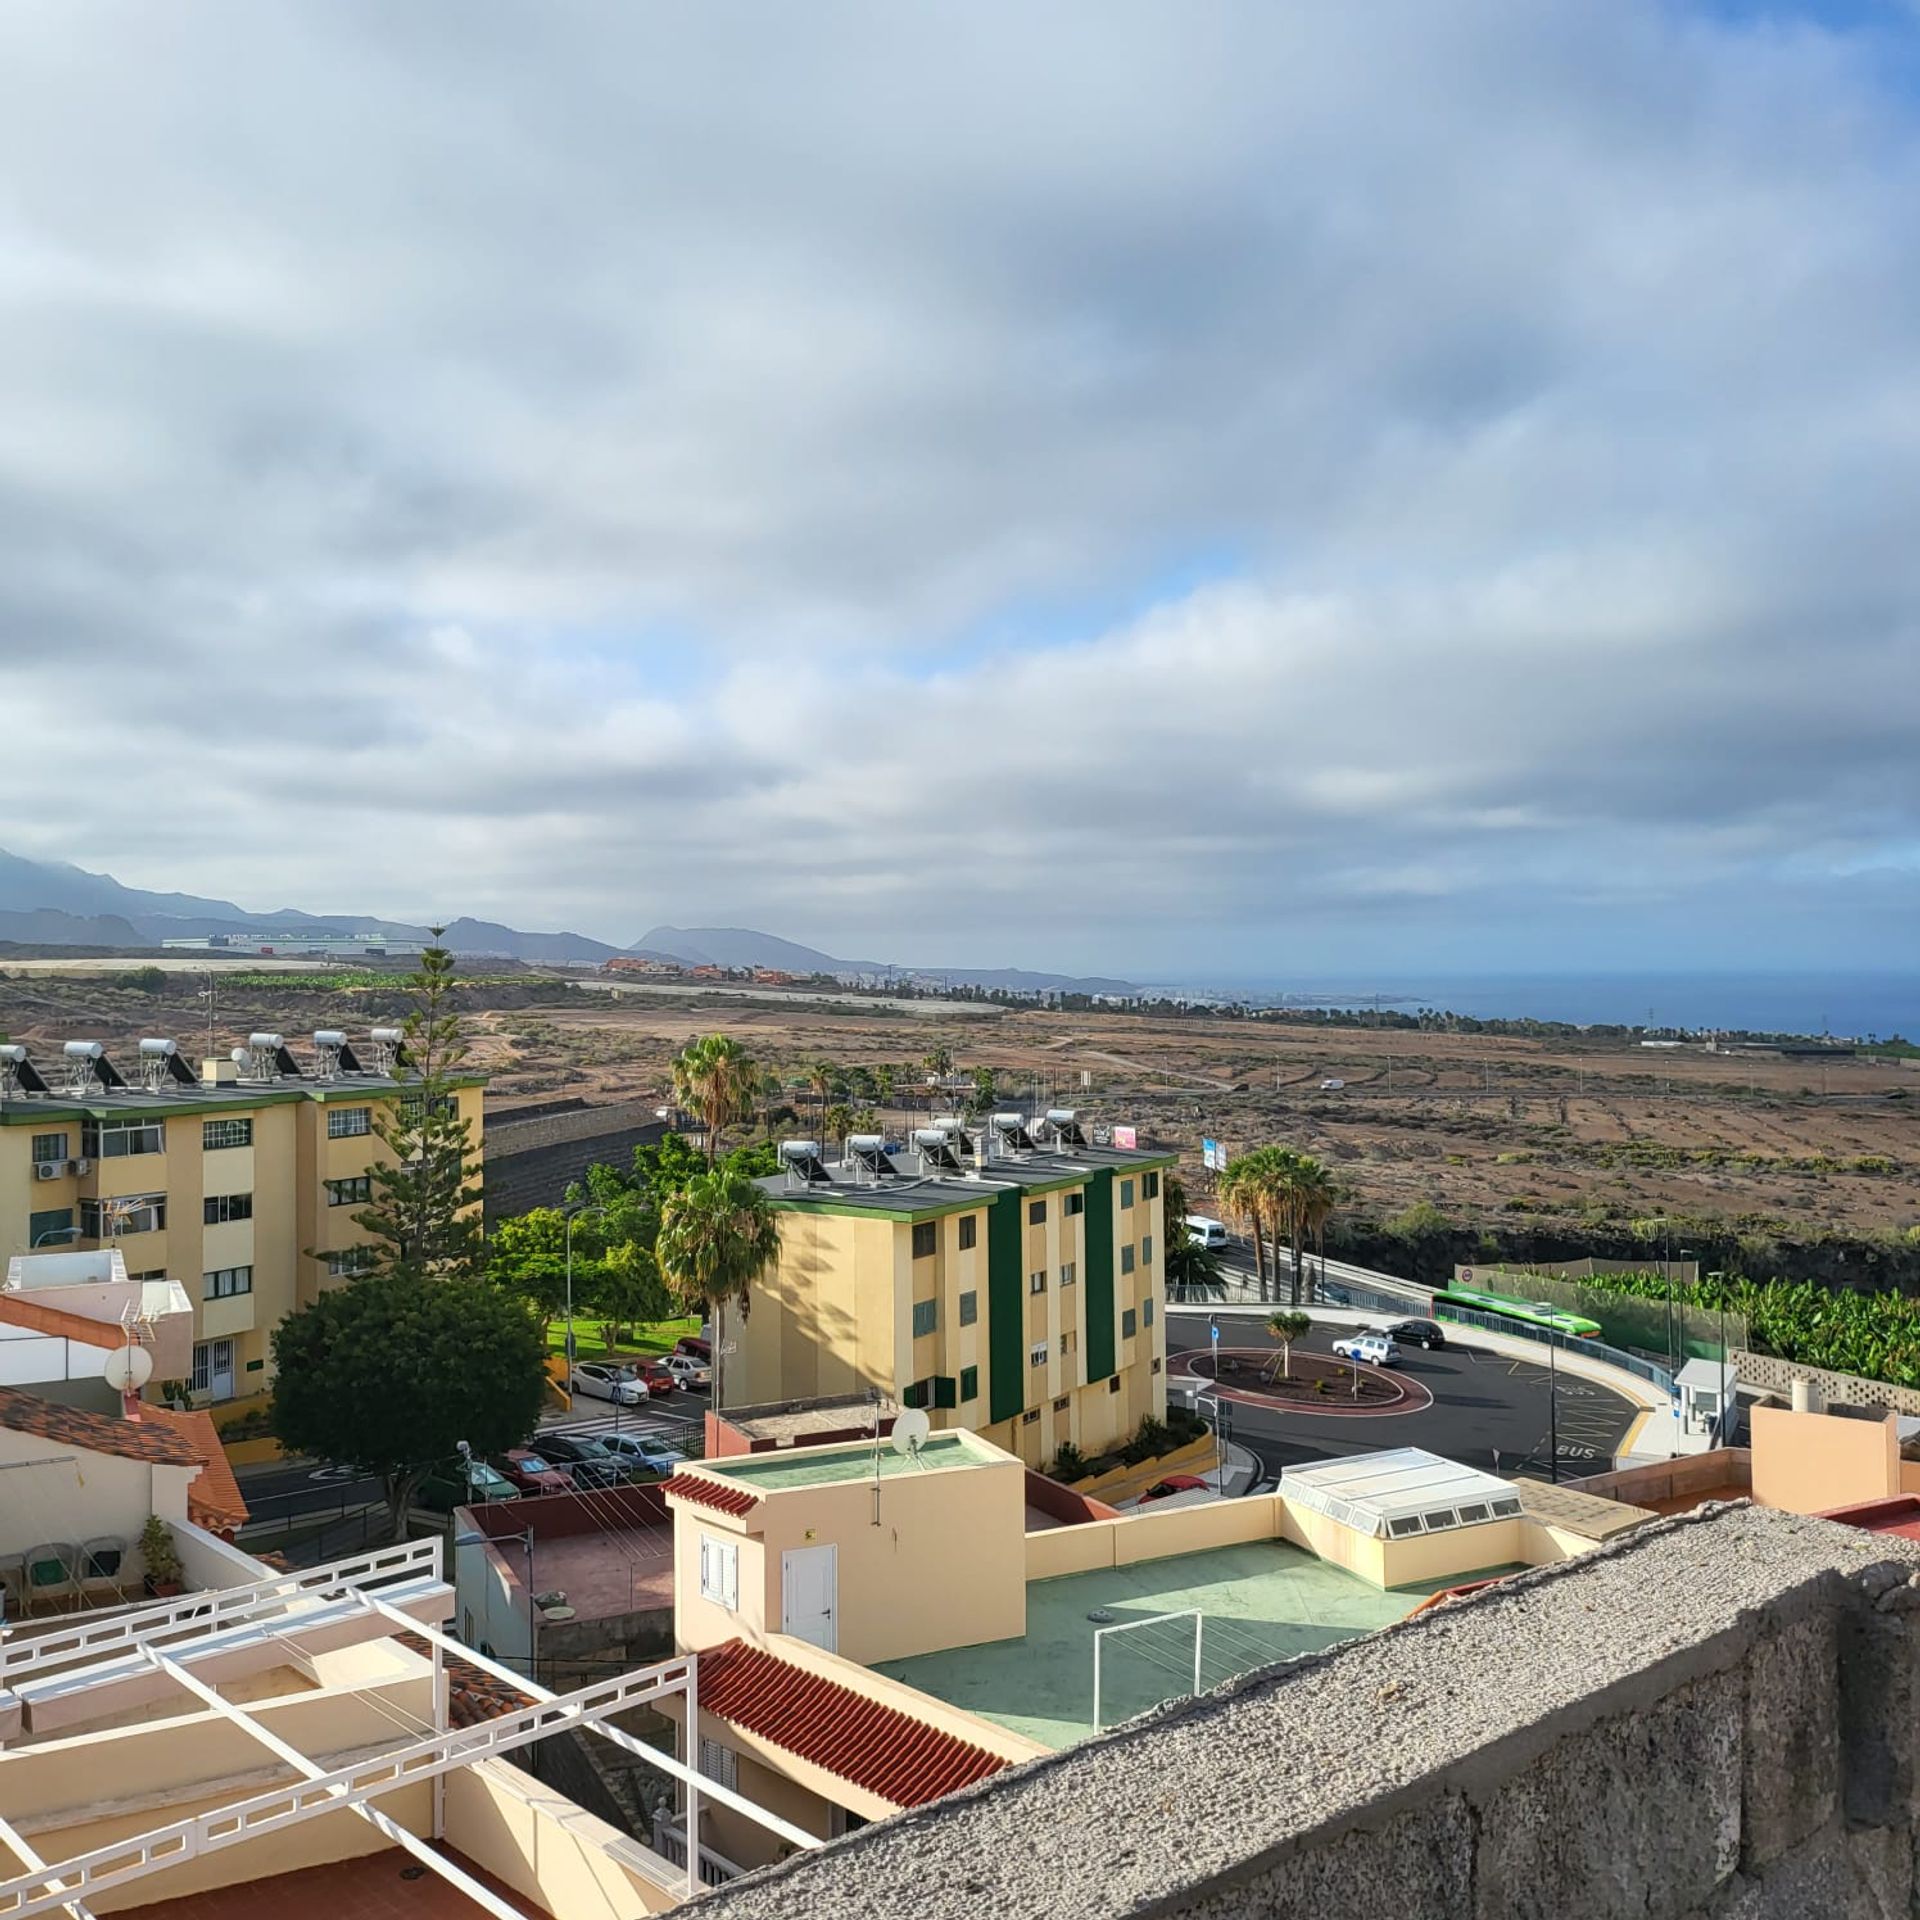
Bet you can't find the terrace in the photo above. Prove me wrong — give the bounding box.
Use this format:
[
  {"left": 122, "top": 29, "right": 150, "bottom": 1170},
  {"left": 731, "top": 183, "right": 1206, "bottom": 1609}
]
[{"left": 874, "top": 1538, "right": 1423, "bottom": 1748}]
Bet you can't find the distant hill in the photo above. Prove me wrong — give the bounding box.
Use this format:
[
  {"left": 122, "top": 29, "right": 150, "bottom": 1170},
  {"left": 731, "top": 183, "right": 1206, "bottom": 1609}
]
[{"left": 0, "top": 851, "right": 1140, "bottom": 993}]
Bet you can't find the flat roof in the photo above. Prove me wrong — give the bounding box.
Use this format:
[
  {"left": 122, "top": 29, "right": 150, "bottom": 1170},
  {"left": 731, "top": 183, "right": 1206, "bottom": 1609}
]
[
  {"left": 876, "top": 1540, "right": 1425, "bottom": 1748},
  {"left": 699, "top": 1428, "right": 1003, "bottom": 1493},
  {"left": 758, "top": 1144, "right": 1175, "bottom": 1218},
  {"left": 1282, "top": 1448, "right": 1523, "bottom": 1538},
  {"left": 0, "top": 1070, "right": 483, "bottom": 1121}
]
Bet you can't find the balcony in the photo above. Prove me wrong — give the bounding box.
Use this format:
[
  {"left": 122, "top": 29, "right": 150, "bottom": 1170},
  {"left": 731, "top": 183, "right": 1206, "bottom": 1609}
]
[{"left": 650, "top": 1813, "right": 747, "bottom": 1887}]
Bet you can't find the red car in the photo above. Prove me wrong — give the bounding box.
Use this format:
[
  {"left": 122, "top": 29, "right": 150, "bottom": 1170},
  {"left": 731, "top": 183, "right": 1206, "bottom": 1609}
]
[
  {"left": 493, "top": 1448, "right": 574, "bottom": 1496},
  {"left": 1140, "top": 1473, "right": 1210, "bottom": 1502},
  {"left": 635, "top": 1360, "right": 678, "bottom": 1394}
]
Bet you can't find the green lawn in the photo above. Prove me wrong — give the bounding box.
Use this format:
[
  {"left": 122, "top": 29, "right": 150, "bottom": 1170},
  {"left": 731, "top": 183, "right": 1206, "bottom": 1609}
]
[{"left": 544, "top": 1314, "right": 701, "bottom": 1363}]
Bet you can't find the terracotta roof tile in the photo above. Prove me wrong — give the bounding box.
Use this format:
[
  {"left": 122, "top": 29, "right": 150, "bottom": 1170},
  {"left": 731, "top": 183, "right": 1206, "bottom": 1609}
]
[
  {"left": 0, "top": 1383, "right": 202, "bottom": 1467},
  {"left": 140, "top": 1405, "right": 250, "bottom": 1536},
  {"left": 393, "top": 1632, "right": 535, "bottom": 1728},
  {"left": 659, "top": 1472, "right": 760, "bottom": 1517},
  {"left": 699, "top": 1638, "right": 1008, "bottom": 1808},
  {"left": 0, "top": 1295, "right": 124, "bottom": 1350}
]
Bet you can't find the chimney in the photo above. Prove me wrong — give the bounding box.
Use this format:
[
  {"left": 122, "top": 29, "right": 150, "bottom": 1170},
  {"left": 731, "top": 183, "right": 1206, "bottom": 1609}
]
[{"left": 202, "top": 1057, "right": 239, "bottom": 1086}]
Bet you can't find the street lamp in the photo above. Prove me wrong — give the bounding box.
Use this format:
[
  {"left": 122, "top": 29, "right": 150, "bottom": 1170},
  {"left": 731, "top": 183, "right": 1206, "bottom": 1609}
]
[
  {"left": 563, "top": 1202, "right": 607, "bottom": 1384},
  {"left": 32, "top": 1224, "right": 83, "bottom": 1248}
]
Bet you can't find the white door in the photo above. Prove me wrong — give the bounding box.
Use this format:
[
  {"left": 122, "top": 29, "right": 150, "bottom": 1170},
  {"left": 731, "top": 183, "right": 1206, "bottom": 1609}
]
[
  {"left": 781, "top": 1545, "right": 837, "bottom": 1652},
  {"left": 193, "top": 1338, "right": 235, "bottom": 1402}
]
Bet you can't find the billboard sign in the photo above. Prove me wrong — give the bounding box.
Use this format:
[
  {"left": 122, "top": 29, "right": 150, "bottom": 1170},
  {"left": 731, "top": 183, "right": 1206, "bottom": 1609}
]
[
  {"left": 1201, "top": 1137, "right": 1227, "bottom": 1172},
  {"left": 1112, "top": 1124, "right": 1138, "bottom": 1150}
]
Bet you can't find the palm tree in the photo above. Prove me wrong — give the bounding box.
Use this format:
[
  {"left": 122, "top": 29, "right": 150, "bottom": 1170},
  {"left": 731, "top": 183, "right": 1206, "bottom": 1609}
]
[
  {"left": 1216, "top": 1158, "right": 1268, "bottom": 1300},
  {"left": 1260, "top": 1150, "right": 1337, "bottom": 1306},
  {"left": 672, "top": 1033, "right": 761, "bottom": 1165},
  {"left": 822, "top": 1102, "right": 854, "bottom": 1152},
  {"left": 923, "top": 1044, "right": 954, "bottom": 1084},
  {"left": 805, "top": 1059, "right": 837, "bottom": 1130},
  {"left": 656, "top": 1165, "right": 782, "bottom": 1411},
  {"left": 1266, "top": 1309, "right": 1312, "bottom": 1380}
]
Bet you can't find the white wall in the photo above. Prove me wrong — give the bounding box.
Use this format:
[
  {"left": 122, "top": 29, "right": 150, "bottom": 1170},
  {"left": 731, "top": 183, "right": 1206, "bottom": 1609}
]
[{"left": 0, "top": 1426, "right": 192, "bottom": 1565}]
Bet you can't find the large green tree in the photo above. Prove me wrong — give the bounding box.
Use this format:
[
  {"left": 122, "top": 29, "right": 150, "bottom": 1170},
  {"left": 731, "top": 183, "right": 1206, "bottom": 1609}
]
[
  {"left": 672, "top": 1033, "right": 762, "bottom": 1164},
  {"left": 484, "top": 1206, "right": 576, "bottom": 1340},
  {"left": 272, "top": 1274, "right": 547, "bottom": 1538},
  {"left": 354, "top": 931, "right": 483, "bottom": 1280},
  {"left": 656, "top": 1164, "right": 782, "bottom": 1411}
]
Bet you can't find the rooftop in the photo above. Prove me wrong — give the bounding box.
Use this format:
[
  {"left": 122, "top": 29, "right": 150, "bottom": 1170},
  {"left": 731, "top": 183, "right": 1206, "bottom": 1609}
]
[
  {"left": 130, "top": 1849, "right": 539, "bottom": 1920},
  {"left": 0, "top": 1382, "right": 204, "bottom": 1466},
  {"left": 1281, "top": 1446, "right": 1524, "bottom": 1539},
  {"left": 692, "top": 1428, "right": 1003, "bottom": 1495},
  {"left": 1511, "top": 1476, "right": 1655, "bottom": 1544},
  {"left": 875, "top": 1539, "right": 1427, "bottom": 1748}
]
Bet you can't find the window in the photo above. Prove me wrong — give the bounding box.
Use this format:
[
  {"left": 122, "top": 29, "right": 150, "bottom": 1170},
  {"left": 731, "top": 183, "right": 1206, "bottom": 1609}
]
[
  {"left": 902, "top": 1379, "right": 930, "bottom": 1409},
  {"left": 698, "top": 1739, "right": 738, "bottom": 1792},
  {"left": 1059, "top": 1261, "right": 1076, "bottom": 1287},
  {"left": 326, "top": 1106, "right": 372, "bottom": 1139},
  {"left": 911, "top": 1298, "right": 938, "bottom": 1338},
  {"left": 699, "top": 1534, "right": 739, "bottom": 1610},
  {"left": 82, "top": 1193, "right": 166, "bottom": 1237},
  {"left": 1144, "top": 1171, "right": 1160, "bottom": 1200},
  {"left": 30, "top": 1132, "right": 67, "bottom": 1165},
  {"left": 1028, "top": 1199, "right": 1047, "bottom": 1225},
  {"left": 1151, "top": 1356, "right": 1162, "bottom": 1373},
  {"left": 1120, "top": 1178, "right": 1135, "bottom": 1208},
  {"left": 959, "top": 1365, "right": 979, "bottom": 1401},
  {"left": 1386, "top": 1515, "right": 1424, "bottom": 1539},
  {"left": 203, "top": 1117, "right": 252, "bottom": 1150},
  {"left": 1109, "top": 1375, "right": 1122, "bottom": 1394},
  {"left": 203, "top": 1192, "right": 253, "bottom": 1225},
  {"left": 1121, "top": 1243, "right": 1136, "bottom": 1275},
  {"left": 1021, "top": 1409, "right": 1040, "bottom": 1426},
  {"left": 1053, "top": 1396, "right": 1069, "bottom": 1412},
  {"left": 81, "top": 1118, "right": 163, "bottom": 1158},
  {"left": 325, "top": 1176, "right": 372, "bottom": 1208},
  {"left": 1030, "top": 1342, "right": 1048, "bottom": 1368},
  {"left": 958, "top": 1290, "right": 978, "bottom": 1327},
  {"left": 28, "top": 1208, "right": 73, "bottom": 1247},
  {"left": 933, "top": 1375, "right": 958, "bottom": 1409},
  {"left": 128, "top": 1268, "right": 166, "bottom": 1284},
  {"left": 911, "top": 1221, "right": 936, "bottom": 1259},
  {"left": 1064, "top": 1192, "right": 1084, "bottom": 1217},
  {"left": 191, "top": 1337, "right": 233, "bottom": 1396},
  {"left": 1455, "top": 1502, "right": 1491, "bottom": 1525},
  {"left": 1142, "top": 1234, "right": 1154, "bottom": 1266},
  {"left": 204, "top": 1265, "right": 253, "bottom": 1300},
  {"left": 1122, "top": 1308, "right": 1138, "bottom": 1339},
  {"left": 325, "top": 1247, "right": 378, "bottom": 1279},
  {"left": 958, "top": 1215, "right": 977, "bottom": 1251},
  {"left": 1143, "top": 1297, "right": 1154, "bottom": 1326},
  {"left": 1028, "top": 1269, "right": 1046, "bottom": 1295},
  {"left": 1061, "top": 1329, "right": 1077, "bottom": 1355}
]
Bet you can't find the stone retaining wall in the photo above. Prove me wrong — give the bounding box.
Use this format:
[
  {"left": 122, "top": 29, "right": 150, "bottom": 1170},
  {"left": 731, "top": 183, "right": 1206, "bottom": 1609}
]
[{"left": 483, "top": 1102, "right": 668, "bottom": 1223}]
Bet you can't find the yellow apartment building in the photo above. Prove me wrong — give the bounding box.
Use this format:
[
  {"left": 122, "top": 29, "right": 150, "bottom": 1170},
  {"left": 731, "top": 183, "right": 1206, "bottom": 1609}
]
[
  {"left": 0, "top": 1030, "right": 483, "bottom": 1403},
  {"left": 736, "top": 1113, "right": 1174, "bottom": 1468}
]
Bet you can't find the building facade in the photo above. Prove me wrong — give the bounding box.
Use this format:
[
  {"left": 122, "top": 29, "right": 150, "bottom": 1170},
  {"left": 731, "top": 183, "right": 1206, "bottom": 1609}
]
[
  {"left": 0, "top": 1034, "right": 483, "bottom": 1403},
  {"left": 738, "top": 1116, "right": 1173, "bottom": 1468}
]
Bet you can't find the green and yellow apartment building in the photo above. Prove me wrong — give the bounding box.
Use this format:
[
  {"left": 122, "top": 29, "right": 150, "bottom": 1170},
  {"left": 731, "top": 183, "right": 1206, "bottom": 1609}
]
[
  {"left": 737, "top": 1115, "right": 1173, "bottom": 1468},
  {"left": 0, "top": 1031, "right": 483, "bottom": 1403}
]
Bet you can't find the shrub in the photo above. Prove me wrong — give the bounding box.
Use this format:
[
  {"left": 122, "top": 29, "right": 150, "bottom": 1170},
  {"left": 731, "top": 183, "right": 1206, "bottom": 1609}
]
[{"left": 1050, "top": 1442, "right": 1089, "bottom": 1483}]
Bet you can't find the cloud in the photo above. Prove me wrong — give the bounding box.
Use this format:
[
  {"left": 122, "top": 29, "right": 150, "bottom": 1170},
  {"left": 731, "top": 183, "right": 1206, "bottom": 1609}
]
[{"left": 0, "top": 0, "right": 1915, "bottom": 975}]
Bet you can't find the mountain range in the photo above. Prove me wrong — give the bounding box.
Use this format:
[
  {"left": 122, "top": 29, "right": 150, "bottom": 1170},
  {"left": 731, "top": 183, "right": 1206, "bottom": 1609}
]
[{"left": 0, "top": 850, "right": 1139, "bottom": 994}]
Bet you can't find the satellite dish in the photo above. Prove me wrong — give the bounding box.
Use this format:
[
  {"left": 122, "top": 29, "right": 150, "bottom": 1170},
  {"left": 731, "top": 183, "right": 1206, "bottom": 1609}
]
[
  {"left": 102, "top": 1344, "right": 154, "bottom": 1393},
  {"left": 891, "top": 1407, "right": 932, "bottom": 1459}
]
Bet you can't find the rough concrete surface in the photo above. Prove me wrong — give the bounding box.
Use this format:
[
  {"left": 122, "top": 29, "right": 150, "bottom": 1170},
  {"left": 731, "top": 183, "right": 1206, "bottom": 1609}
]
[{"left": 685, "top": 1504, "right": 1920, "bottom": 1920}]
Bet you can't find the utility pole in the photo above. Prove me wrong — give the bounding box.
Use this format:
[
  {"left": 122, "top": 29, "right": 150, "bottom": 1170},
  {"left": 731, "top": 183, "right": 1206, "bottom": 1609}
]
[{"left": 1547, "top": 1334, "right": 1559, "bottom": 1484}]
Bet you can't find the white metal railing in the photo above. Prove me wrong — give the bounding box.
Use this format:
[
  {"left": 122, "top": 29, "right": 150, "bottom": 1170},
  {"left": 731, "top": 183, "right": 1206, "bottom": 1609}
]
[
  {"left": 1092, "top": 1607, "right": 1202, "bottom": 1732},
  {"left": 0, "top": 1660, "right": 694, "bottom": 1918},
  {"left": 0, "top": 1539, "right": 440, "bottom": 1681},
  {"left": 652, "top": 1814, "right": 746, "bottom": 1888}
]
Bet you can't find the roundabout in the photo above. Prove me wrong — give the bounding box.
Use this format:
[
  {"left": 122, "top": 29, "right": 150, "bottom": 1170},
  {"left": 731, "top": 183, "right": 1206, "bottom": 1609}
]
[
  {"left": 1173, "top": 1346, "right": 1435, "bottom": 1419},
  {"left": 1165, "top": 1310, "right": 1643, "bottom": 1482}
]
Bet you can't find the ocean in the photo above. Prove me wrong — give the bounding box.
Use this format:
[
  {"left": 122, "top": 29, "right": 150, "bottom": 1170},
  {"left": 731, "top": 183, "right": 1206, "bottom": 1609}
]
[{"left": 1181, "top": 972, "right": 1919, "bottom": 1043}]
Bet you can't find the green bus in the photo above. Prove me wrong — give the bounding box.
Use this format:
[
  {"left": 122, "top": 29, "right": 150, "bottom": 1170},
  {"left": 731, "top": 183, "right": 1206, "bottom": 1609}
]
[{"left": 1431, "top": 1281, "right": 1602, "bottom": 1339}]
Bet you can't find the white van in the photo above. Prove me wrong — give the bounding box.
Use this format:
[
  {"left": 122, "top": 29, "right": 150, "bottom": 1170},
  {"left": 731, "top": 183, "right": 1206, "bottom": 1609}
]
[{"left": 1186, "top": 1216, "right": 1228, "bottom": 1250}]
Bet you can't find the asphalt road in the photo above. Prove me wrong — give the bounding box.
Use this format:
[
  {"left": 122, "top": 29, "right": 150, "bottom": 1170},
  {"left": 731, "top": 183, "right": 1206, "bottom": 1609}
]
[{"left": 1165, "top": 1311, "right": 1640, "bottom": 1483}]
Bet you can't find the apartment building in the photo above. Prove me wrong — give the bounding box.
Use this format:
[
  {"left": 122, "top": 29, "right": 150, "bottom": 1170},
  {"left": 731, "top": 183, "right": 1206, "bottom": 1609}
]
[
  {"left": 0, "top": 1030, "right": 483, "bottom": 1403},
  {"left": 738, "top": 1112, "right": 1174, "bottom": 1468}
]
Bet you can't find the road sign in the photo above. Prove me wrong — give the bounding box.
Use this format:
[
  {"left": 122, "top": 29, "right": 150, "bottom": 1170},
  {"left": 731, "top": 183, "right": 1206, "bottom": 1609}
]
[
  {"left": 1202, "top": 1138, "right": 1226, "bottom": 1172},
  {"left": 1210, "top": 1317, "right": 1220, "bottom": 1344}
]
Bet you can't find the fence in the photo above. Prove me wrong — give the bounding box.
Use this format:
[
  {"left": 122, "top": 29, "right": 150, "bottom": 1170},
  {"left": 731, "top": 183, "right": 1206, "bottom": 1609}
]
[
  {"left": 1453, "top": 1264, "right": 1747, "bottom": 1361},
  {"left": 237, "top": 1484, "right": 398, "bottom": 1566},
  {"left": 1435, "top": 1303, "right": 1677, "bottom": 1399},
  {"left": 1171, "top": 1270, "right": 1429, "bottom": 1318}
]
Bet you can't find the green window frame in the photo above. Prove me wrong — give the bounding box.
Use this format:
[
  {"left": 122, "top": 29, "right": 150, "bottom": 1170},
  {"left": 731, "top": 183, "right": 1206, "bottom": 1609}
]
[
  {"left": 1028, "top": 1199, "right": 1046, "bottom": 1224},
  {"left": 958, "top": 1214, "right": 977, "bottom": 1250},
  {"left": 203, "top": 1192, "right": 253, "bottom": 1225},
  {"left": 325, "top": 1175, "right": 372, "bottom": 1207},
  {"left": 960, "top": 1365, "right": 979, "bottom": 1401},
  {"left": 1122, "top": 1307, "right": 1138, "bottom": 1339},
  {"left": 911, "top": 1298, "right": 938, "bottom": 1338},
  {"left": 958, "top": 1290, "right": 978, "bottom": 1326},
  {"left": 911, "top": 1221, "right": 936, "bottom": 1259},
  {"left": 1120, "top": 1178, "right": 1135, "bottom": 1208},
  {"left": 1121, "top": 1243, "right": 1136, "bottom": 1275},
  {"left": 1064, "top": 1192, "right": 1085, "bottom": 1217}
]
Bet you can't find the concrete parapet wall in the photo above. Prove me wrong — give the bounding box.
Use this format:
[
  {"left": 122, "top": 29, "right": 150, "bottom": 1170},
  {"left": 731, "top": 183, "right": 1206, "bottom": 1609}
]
[
  {"left": 686, "top": 1504, "right": 1920, "bottom": 1920},
  {"left": 1735, "top": 1348, "right": 1920, "bottom": 1417}
]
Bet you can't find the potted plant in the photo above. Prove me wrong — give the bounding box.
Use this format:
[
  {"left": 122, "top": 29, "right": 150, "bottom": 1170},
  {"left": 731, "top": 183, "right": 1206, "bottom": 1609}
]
[{"left": 141, "top": 1515, "right": 184, "bottom": 1597}]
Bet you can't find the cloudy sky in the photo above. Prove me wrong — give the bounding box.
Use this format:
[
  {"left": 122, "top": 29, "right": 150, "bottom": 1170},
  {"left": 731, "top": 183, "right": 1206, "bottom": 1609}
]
[{"left": 1, "top": 1, "right": 1916, "bottom": 980}]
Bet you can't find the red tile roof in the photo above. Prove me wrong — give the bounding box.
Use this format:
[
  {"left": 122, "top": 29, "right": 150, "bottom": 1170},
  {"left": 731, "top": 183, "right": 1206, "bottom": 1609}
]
[
  {"left": 659, "top": 1471, "right": 760, "bottom": 1517},
  {"left": 698, "top": 1638, "right": 1009, "bottom": 1808},
  {"left": 140, "top": 1405, "right": 250, "bottom": 1537},
  {"left": 0, "top": 1295, "right": 124, "bottom": 1349},
  {"left": 0, "top": 1383, "right": 203, "bottom": 1466}
]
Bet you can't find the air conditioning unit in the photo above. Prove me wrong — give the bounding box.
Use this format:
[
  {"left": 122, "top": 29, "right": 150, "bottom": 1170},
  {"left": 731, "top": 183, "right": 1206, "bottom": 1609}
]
[
  {"left": 33, "top": 1161, "right": 62, "bottom": 1181},
  {"left": 68, "top": 1158, "right": 91, "bottom": 1176}
]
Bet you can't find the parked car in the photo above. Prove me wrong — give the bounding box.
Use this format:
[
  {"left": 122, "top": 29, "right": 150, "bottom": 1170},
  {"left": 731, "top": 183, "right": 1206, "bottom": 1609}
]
[
  {"left": 634, "top": 1359, "right": 679, "bottom": 1394},
  {"left": 662, "top": 1354, "right": 711, "bottom": 1389},
  {"left": 1385, "top": 1318, "right": 1447, "bottom": 1351},
  {"left": 1140, "top": 1473, "right": 1210, "bottom": 1502},
  {"left": 417, "top": 1459, "right": 520, "bottom": 1512},
  {"left": 534, "top": 1432, "right": 618, "bottom": 1469},
  {"left": 570, "top": 1362, "right": 647, "bottom": 1405},
  {"left": 560, "top": 1456, "right": 634, "bottom": 1491},
  {"left": 492, "top": 1449, "right": 574, "bottom": 1495},
  {"left": 592, "top": 1432, "right": 681, "bottom": 1476},
  {"left": 674, "top": 1334, "right": 712, "bottom": 1363},
  {"left": 1332, "top": 1333, "right": 1401, "bottom": 1368}
]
